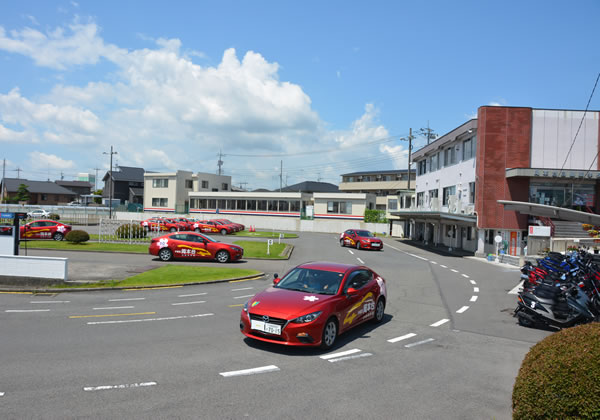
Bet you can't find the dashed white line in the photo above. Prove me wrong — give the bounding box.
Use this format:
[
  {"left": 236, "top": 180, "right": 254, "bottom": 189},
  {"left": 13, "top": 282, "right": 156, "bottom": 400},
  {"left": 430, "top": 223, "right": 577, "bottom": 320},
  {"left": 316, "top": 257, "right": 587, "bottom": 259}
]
[
  {"left": 430, "top": 261, "right": 438, "bottom": 265},
  {"left": 357, "top": 258, "right": 365, "bottom": 264},
  {"left": 220, "top": 365, "right": 279, "bottom": 377},
  {"left": 470, "top": 295, "right": 478, "bottom": 302},
  {"left": 5, "top": 309, "right": 50, "bottom": 313},
  {"left": 231, "top": 287, "right": 253, "bottom": 292},
  {"left": 108, "top": 298, "right": 145, "bottom": 302},
  {"left": 348, "top": 250, "right": 354, "bottom": 255},
  {"left": 234, "top": 294, "right": 255, "bottom": 299},
  {"left": 461, "top": 274, "right": 469, "bottom": 278},
  {"left": 456, "top": 306, "right": 469, "bottom": 313},
  {"left": 388, "top": 333, "right": 417, "bottom": 343},
  {"left": 178, "top": 293, "right": 207, "bottom": 297},
  {"left": 473, "top": 287, "right": 480, "bottom": 293},
  {"left": 84, "top": 382, "right": 157, "bottom": 392},
  {"left": 408, "top": 253, "right": 428, "bottom": 261},
  {"left": 320, "top": 349, "right": 362, "bottom": 360},
  {"left": 0, "top": 392, "right": 4, "bottom": 397},
  {"left": 440, "top": 264, "right": 447, "bottom": 268},
  {"left": 450, "top": 269, "right": 459, "bottom": 273},
  {"left": 87, "top": 313, "right": 214, "bottom": 325},
  {"left": 470, "top": 280, "right": 477, "bottom": 285},
  {"left": 30, "top": 301, "right": 70, "bottom": 304},
  {"left": 430, "top": 319, "right": 449, "bottom": 327},
  {"left": 405, "top": 338, "right": 435, "bottom": 348},
  {"left": 171, "top": 301, "right": 205, "bottom": 306},
  {"left": 93, "top": 306, "right": 134, "bottom": 310},
  {"left": 328, "top": 353, "right": 372, "bottom": 363}
]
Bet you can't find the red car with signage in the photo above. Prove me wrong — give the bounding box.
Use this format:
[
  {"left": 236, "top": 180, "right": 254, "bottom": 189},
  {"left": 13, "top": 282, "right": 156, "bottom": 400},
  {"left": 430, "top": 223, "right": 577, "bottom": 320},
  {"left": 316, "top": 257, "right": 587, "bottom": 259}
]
[
  {"left": 149, "top": 232, "right": 244, "bottom": 263},
  {"left": 140, "top": 218, "right": 183, "bottom": 232},
  {"left": 201, "top": 220, "right": 234, "bottom": 235},
  {"left": 20, "top": 220, "right": 72, "bottom": 241},
  {"left": 213, "top": 218, "right": 245, "bottom": 232},
  {"left": 339, "top": 229, "right": 383, "bottom": 250},
  {"left": 240, "top": 261, "right": 387, "bottom": 349}
]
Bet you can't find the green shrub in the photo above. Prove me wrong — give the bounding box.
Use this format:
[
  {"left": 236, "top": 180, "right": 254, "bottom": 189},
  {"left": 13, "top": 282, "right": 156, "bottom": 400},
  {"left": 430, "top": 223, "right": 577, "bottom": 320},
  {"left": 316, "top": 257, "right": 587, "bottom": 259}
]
[
  {"left": 512, "top": 323, "right": 600, "bottom": 419},
  {"left": 364, "top": 209, "right": 387, "bottom": 223},
  {"left": 582, "top": 223, "right": 593, "bottom": 231},
  {"left": 115, "top": 223, "right": 147, "bottom": 239},
  {"left": 65, "top": 230, "right": 90, "bottom": 244},
  {"left": 49, "top": 213, "right": 60, "bottom": 220}
]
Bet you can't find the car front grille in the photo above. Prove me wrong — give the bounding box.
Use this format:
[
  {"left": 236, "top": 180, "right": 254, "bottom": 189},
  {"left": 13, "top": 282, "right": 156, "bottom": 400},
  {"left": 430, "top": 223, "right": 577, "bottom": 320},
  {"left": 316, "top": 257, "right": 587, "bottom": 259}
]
[{"left": 249, "top": 313, "right": 287, "bottom": 326}]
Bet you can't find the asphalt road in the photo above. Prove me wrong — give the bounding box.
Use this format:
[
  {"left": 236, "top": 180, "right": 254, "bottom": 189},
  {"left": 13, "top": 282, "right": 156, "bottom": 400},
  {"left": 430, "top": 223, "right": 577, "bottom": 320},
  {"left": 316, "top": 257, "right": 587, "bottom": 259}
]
[{"left": 0, "top": 233, "right": 551, "bottom": 419}]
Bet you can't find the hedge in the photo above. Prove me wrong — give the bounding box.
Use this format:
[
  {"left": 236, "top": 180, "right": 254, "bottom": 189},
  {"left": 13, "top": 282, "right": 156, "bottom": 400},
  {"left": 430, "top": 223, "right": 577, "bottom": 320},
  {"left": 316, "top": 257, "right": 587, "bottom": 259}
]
[
  {"left": 115, "top": 223, "right": 147, "bottom": 239},
  {"left": 65, "top": 230, "right": 90, "bottom": 244},
  {"left": 512, "top": 323, "right": 600, "bottom": 419}
]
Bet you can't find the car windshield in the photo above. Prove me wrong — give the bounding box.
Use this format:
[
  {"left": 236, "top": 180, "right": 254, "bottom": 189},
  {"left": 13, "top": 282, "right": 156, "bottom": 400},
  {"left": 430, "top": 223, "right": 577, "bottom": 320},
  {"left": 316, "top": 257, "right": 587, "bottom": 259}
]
[
  {"left": 356, "top": 230, "right": 375, "bottom": 238},
  {"left": 275, "top": 268, "right": 344, "bottom": 295}
]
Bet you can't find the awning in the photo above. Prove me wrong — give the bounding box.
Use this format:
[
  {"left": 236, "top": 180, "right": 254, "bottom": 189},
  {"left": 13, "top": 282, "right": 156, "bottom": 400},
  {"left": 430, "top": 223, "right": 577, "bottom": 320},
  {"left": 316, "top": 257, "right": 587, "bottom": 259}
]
[
  {"left": 498, "top": 200, "right": 600, "bottom": 224},
  {"left": 390, "top": 210, "right": 477, "bottom": 225}
]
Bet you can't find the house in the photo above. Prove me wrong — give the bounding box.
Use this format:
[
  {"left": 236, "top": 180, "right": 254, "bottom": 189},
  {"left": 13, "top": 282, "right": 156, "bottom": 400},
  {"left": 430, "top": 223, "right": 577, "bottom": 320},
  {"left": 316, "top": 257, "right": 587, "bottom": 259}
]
[
  {"left": 54, "top": 180, "right": 93, "bottom": 200},
  {"left": 1, "top": 178, "right": 77, "bottom": 205},
  {"left": 102, "top": 166, "right": 145, "bottom": 205},
  {"left": 280, "top": 181, "right": 339, "bottom": 193},
  {"left": 339, "top": 169, "right": 415, "bottom": 211}
]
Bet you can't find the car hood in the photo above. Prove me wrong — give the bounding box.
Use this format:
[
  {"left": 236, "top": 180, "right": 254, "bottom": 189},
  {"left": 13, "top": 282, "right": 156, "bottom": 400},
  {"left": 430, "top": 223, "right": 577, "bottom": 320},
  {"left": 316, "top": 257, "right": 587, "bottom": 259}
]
[{"left": 247, "top": 287, "right": 336, "bottom": 319}]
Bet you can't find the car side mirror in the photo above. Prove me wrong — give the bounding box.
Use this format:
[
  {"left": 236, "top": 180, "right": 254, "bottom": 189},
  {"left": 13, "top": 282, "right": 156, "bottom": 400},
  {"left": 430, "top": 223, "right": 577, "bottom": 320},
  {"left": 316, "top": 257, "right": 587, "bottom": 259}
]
[
  {"left": 346, "top": 287, "right": 359, "bottom": 296},
  {"left": 273, "top": 273, "right": 280, "bottom": 285}
]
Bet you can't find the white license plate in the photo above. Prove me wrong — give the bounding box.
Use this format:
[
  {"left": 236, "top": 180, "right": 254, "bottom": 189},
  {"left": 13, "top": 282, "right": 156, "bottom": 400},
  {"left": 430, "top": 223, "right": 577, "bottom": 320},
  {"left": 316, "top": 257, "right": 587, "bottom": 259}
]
[
  {"left": 371, "top": 243, "right": 380, "bottom": 247},
  {"left": 251, "top": 319, "right": 281, "bottom": 335}
]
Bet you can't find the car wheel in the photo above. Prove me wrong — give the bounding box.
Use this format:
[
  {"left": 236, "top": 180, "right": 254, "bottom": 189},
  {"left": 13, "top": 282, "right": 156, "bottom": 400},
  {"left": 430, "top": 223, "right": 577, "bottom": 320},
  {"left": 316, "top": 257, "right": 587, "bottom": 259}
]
[
  {"left": 373, "top": 297, "right": 385, "bottom": 323},
  {"left": 220, "top": 229, "right": 227, "bottom": 235},
  {"left": 339, "top": 239, "right": 344, "bottom": 247},
  {"left": 320, "top": 318, "right": 338, "bottom": 350},
  {"left": 170, "top": 227, "right": 176, "bottom": 232},
  {"left": 158, "top": 248, "right": 173, "bottom": 261},
  {"left": 194, "top": 228, "right": 200, "bottom": 233},
  {"left": 53, "top": 232, "right": 64, "bottom": 241},
  {"left": 356, "top": 242, "right": 361, "bottom": 250},
  {"left": 216, "top": 250, "right": 230, "bottom": 263}
]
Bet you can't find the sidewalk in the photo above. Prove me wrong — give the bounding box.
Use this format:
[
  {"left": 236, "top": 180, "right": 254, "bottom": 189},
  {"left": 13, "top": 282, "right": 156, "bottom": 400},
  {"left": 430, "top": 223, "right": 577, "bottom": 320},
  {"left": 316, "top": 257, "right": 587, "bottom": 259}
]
[{"left": 391, "top": 238, "right": 475, "bottom": 258}]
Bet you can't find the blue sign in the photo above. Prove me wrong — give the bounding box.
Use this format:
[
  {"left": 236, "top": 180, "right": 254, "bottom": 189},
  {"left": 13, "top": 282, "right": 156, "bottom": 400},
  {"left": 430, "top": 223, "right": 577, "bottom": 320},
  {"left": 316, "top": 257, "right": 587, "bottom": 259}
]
[{"left": 1, "top": 212, "right": 15, "bottom": 219}]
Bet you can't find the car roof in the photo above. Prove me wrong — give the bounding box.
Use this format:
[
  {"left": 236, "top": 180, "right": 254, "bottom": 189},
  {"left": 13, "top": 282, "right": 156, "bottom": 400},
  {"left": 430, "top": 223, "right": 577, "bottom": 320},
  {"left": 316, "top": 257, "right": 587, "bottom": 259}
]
[{"left": 296, "top": 261, "right": 362, "bottom": 273}]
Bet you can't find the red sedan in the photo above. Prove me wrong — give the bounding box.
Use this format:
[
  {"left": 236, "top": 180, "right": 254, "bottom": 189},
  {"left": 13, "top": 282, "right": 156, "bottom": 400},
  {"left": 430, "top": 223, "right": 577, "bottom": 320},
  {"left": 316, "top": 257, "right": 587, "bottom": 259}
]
[
  {"left": 149, "top": 232, "right": 244, "bottom": 263},
  {"left": 213, "top": 218, "right": 245, "bottom": 232},
  {"left": 339, "top": 229, "right": 383, "bottom": 250},
  {"left": 20, "top": 220, "right": 72, "bottom": 241},
  {"left": 240, "top": 261, "right": 387, "bottom": 349},
  {"left": 203, "top": 220, "right": 234, "bottom": 235}
]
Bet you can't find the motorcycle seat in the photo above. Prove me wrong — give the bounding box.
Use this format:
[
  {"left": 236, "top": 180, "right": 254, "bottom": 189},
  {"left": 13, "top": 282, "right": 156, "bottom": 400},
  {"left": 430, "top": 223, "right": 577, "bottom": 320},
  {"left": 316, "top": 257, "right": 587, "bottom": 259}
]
[{"left": 534, "top": 284, "right": 562, "bottom": 300}]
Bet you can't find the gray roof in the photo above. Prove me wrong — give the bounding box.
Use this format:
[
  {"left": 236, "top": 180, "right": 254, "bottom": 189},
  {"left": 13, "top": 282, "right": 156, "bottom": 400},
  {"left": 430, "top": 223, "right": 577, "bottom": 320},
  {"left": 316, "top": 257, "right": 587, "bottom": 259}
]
[
  {"left": 55, "top": 180, "right": 93, "bottom": 188},
  {"left": 341, "top": 169, "right": 415, "bottom": 176},
  {"left": 103, "top": 166, "right": 145, "bottom": 182},
  {"left": 280, "top": 181, "right": 339, "bottom": 193},
  {"left": 2, "top": 178, "right": 77, "bottom": 195},
  {"left": 129, "top": 187, "right": 144, "bottom": 196}
]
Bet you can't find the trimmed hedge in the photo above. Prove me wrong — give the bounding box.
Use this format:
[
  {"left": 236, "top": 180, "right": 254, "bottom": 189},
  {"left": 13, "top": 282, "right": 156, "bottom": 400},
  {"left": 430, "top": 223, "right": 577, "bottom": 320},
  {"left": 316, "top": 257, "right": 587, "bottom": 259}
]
[
  {"left": 49, "top": 213, "right": 60, "bottom": 220},
  {"left": 512, "top": 323, "right": 600, "bottom": 419},
  {"left": 115, "top": 223, "right": 147, "bottom": 239},
  {"left": 65, "top": 230, "right": 90, "bottom": 243}
]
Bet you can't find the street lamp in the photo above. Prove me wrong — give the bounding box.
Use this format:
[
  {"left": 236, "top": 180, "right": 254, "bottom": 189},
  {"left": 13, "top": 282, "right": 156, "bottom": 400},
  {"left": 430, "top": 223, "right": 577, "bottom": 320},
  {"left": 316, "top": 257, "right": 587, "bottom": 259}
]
[{"left": 103, "top": 146, "right": 118, "bottom": 219}]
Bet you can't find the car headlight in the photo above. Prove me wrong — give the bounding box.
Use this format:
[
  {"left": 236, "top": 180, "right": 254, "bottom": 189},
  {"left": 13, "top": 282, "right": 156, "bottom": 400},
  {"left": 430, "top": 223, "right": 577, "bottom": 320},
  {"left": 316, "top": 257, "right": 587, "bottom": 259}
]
[
  {"left": 291, "top": 311, "right": 322, "bottom": 324},
  {"left": 243, "top": 301, "right": 248, "bottom": 313}
]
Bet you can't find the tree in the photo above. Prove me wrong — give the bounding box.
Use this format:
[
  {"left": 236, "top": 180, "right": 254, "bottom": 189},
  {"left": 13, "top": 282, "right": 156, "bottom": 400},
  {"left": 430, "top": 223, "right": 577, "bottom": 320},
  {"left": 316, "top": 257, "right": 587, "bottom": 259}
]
[
  {"left": 93, "top": 189, "right": 103, "bottom": 204},
  {"left": 16, "top": 184, "right": 30, "bottom": 203}
]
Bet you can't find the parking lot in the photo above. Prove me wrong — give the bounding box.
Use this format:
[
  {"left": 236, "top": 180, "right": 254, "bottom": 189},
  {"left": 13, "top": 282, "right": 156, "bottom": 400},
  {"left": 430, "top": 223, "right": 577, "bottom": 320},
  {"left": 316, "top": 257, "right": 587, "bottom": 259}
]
[{"left": 0, "top": 232, "right": 551, "bottom": 419}]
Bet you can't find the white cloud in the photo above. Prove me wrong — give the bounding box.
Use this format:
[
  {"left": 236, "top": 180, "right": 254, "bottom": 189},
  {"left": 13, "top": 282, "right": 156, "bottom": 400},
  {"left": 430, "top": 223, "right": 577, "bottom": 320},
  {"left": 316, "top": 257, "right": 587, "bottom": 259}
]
[
  {"left": 28, "top": 151, "right": 75, "bottom": 170},
  {"left": 0, "top": 124, "right": 36, "bottom": 143}
]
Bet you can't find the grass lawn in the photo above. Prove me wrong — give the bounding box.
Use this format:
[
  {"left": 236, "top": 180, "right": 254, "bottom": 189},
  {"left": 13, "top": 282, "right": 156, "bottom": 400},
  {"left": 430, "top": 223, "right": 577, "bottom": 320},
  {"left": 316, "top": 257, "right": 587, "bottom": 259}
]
[
  {"left": 232, "top": 230, "right": 298, "bottom": 239},
  {"left": 54, "top": 265, "right": 262, "bottom": 288},
  {"left": 21, "top": 240, "right": 148, "bottom": 253},
  {"left": 233, "top": 240, "right": 289, "bottom": 259}
]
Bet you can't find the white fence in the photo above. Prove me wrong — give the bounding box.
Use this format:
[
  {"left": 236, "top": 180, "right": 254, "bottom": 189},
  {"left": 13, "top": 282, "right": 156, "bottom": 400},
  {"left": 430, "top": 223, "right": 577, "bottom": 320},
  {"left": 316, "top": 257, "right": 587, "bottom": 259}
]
[{"left": 98, "top": 219, "right": 190, "bottom": 244}]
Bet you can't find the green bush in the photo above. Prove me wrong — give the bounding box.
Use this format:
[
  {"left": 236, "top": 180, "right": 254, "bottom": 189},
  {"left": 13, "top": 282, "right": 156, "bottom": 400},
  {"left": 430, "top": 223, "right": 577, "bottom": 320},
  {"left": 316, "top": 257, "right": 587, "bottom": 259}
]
[
  {"left": 364, "top": 209, "right": 387, "bottom": 223},
  {"left": 512, "top": 323, "right": 600, "bottom": 419},
  {"left": 65, "top": 230, "right": 90, "bottom": 244},
  {"left": 49, "top": 213, "right": 60, "bottom": 220},
  {"left": 115, "top": 223, "right": 147, "bottom": 239}
]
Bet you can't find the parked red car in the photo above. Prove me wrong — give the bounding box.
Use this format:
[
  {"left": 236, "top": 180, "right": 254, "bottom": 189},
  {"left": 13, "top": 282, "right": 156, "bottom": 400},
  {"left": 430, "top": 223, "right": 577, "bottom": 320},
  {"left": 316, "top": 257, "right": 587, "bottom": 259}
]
[
  {"left": 149, "top": 232, "right": 244, "bottom": 263},
  {"left": 141, "top": 218, "right": 183, "bottom": 232},
  {"left": 199, "top": 220, "right": 233, "bottom": 235},
  {"left": 339, "top": 229, "right": 383, "bottom": 250},
  {"left": 209, "top": 219, "right": 238, "bottom": 234},
  {"left": 20, "top": 220, "right": 72, "bottom": 241},
  {"left": 240, "top": 261, "right": 387, "bottom": 349},
  {"left": 214, "top": 218, "right": 245, "bottom": 232}
]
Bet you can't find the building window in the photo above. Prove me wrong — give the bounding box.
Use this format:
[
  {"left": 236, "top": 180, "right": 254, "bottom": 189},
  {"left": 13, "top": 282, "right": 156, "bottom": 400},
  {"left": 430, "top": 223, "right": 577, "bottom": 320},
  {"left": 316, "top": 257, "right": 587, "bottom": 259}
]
[
  {"left": 444, "top": 147, "right": 457, "bottom": 166},
  {"left": 469, "top": 182, "right": 476, "bottom": 204},
  {"left": 290, "top": 201, "right": 300, "bottom": 212},
  {"left": 417, "top": 192, "right": 424, "bottom": 207},
  {"left": 218, "top": 199, "right": 227, "bottom": 209},
  {"left": 222, "top": 183, "right": 228, "bottom": 190},
  {"left": 201, "top": 180, "right": 209, "bottom": 189},
  {"left": 152, "top": 179, "right": 168, "bottom": 188},
  {"left": 443, "top": 186, "right": 456, "bottom": 206},
  {"left": 236, "top": 200, "right": 246, "bottom": 210},
  {"left": 429, "top": 153, "right": 438, "bottom": 172},
  {"left": 185, "top": 179, "right": 193, "bottom": 189},
  {"left": 346, "top": 176, "right": 354, "bottom": 182},
  {"left": 462, "top": 137, "right": 476, "bottom": 161},
  {"left": 327, "top": 201, "right": 352, "bottom": 214},
  {"left": 363, "top": 176, "right": 371, "bottom": 182},
  {"left": 388, "top": 199, "right": 398, "bottom": 211},
  {"left": 268, "top": 200, "right": 278, "bottom": 211},
  {"left": 41, "top": 194, "right": 48, "bottom": 201},
  {"left": 417, "top": 160, "right": 427, "bottom": 175},
  {"left": 152, "top": 197, "right": 168, "bottom": 207},
  {"left": 207, "top": 199, "right": 217, "bottom": 209},
  {"left": 247, "top": 200, "right": 257, "bottom": 210},
  {"left": 257, "top": 200, "right": 267, "bottom": 211},
  {"left": 278, "top": 201, "right": 289, "bottom": 212}
]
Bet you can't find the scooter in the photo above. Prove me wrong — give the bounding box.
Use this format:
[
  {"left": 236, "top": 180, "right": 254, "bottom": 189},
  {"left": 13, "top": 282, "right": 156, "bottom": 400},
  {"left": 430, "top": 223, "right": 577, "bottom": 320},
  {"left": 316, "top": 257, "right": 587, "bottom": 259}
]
[{"left": 514, "top": 283, "right": 598, "bottom": 329}]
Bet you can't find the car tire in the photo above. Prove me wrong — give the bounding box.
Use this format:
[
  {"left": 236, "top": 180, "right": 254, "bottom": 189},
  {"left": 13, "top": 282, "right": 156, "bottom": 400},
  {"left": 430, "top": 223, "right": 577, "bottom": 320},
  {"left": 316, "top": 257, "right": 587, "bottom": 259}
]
[
  {"left": 53, "top": 232, "right": 64, "bottom": 241},
  {"left": 216, "top": 250, "right": 230, "bottom": 263},
  {"left": 220, "top": 229, "right": 227, "bottom": 236},
  {"left": 373, "top": 297, "right": 385, "bottom": 323},
  {"left": 158, "top": 248, "right": 173, "bottom": 261},
  {"left": 320, "top": 318, "right": 338, "bottom": 350},
  {"left": 170, "top": 227, "right": 176, "bottom": 233},
  {"left": 356, "top": 242, "right": 361, "bottom": 250},
  {"left": 339, "top": 239, "right": 344, "bottom": 247},
  {"left": 194, "top": 228, "right": 200, "bottom": 233}
]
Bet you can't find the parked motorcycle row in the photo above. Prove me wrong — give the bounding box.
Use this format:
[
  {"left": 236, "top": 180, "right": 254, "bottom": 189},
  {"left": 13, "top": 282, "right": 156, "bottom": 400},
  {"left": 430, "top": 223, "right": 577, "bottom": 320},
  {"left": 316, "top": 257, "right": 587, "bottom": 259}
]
[{"left": 514, "top": 250, "right": 600, "bottom": 330}]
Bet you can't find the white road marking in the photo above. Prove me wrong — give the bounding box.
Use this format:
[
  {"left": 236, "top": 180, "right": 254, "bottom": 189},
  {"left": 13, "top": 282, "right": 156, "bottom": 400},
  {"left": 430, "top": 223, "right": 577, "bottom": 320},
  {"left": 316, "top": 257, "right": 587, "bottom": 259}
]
[
  {"left": 171, "top": 301, "right": 205, "bottom": 306},
  {"left": 430, "top": 319, "right": 449, "bottom": 327},
  {"left": 178, "top": 293, "right": 207, "bottom": 297},
  {"left": 473, "top": 287, "right": 480, "bottom": 293},
  {"left": 462, "top": 274, "right": 469, "bottom": 278},
  {"left": 456, "top": 306, "right": 469, "bottom": 313},
  {"left": 388, "top": 333, "right": 417, "bottom": 343},
  {"left": 450, "top": 269, "right": 459, "bottom": 273},
  {"left": 328, "top": 353, "right": 372, "bottom": 363},
  {"left": 440, "top": 264, "right": 447, "bottom": 268},
  {"left": 405, "top": 338, "right": 435, "bottom": 348},
  {"left": 470, "top": 296, "right": 478, "bottom": 302},
  {"left": 234, "top": 294, "right": 255, "bottom": 299},
  {"left": 385, "top": 244, "right": 400, "bottom": 251},
  {"left": 87, "top": 313, "right": 214, "bottom": 325},
  {"left": 93, "top": 306, "right": 134, "bottom": 310},
  {"left": 430, "top": 261, "right": 438, "bottom": 265},
  {"left": 357, "top": 258, "right": 365, "bottom": 264},
  {"left": 231, "top": 287, "right": 253, "bottom": 292},
  {"left": 320, "top": 348, "right": 362, "bottom": 360},
  {"left": 220, "top": 365, "right": 279, "bottom": 377},
  {"left": 348, "top": 250, "right": 354, "bottom": 255},
  {"left": 108, "top": 298, "right": 145, "bottom": 302},
  {"left": 408, "top": 253, "right": 428, "bottom": 261},
  {"left": 0, "top": 392, "right": 4, "bottom": 397},
  {"left": 84, "top": 382, "right": 157, "bottom": 392},
  {"left": 508, "top": 281, "right": 523, "bottom": 295},
  {"left": 470, "top": 280, "right": 477, "bottom": 285},
  {"left": 5, "top": 309, "right": 50, "bottom": 313},
  {"left": 30, "top": 301, "right": 70, "bottom": 304}
]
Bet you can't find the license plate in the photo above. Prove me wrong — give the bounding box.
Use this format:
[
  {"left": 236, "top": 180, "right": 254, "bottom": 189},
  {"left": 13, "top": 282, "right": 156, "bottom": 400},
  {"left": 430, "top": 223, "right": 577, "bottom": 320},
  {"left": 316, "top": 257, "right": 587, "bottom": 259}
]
[
  {"left": 371, "top": 243, "right": 380, "bottom": 247},
  {"left": 251, "top": 319, "right": 281, "bottom": 335}
]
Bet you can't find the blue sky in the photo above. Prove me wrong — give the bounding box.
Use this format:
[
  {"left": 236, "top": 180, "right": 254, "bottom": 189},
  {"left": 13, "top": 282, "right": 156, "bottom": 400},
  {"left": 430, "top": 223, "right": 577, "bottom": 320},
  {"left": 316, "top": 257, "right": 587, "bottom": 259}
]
[{"left": 1, "top": 0, "right": 599, "bottom": 190}]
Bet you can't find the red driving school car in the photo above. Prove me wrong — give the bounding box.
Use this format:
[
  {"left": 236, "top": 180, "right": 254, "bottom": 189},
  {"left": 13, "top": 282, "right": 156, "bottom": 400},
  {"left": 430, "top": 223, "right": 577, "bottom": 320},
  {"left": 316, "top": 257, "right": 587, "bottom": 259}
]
[
  {"left": 240, "top": 262, "right": 387, "bottom": 349},
  {"left": 20, "top": 220, "right": 72, "bottom": 241},
  {"left": 339, "top": 229, "right": 383, "bottom": 250},
  {"left": 149, "top": 232, "right": 243, "bottom": 263}
]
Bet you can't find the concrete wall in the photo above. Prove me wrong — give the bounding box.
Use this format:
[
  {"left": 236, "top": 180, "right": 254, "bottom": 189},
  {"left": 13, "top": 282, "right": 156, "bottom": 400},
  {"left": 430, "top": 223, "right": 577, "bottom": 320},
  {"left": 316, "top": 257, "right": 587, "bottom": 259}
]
[{"left": 0, "top": 255, "right": 68, "bottom": 282}]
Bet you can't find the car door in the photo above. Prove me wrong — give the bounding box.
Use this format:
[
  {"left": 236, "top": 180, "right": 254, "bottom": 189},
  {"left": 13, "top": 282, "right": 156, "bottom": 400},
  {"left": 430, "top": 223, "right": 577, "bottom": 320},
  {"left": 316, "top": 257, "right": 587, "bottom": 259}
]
[
  {"left": 23, "top": 221, "right": 45, "bottom": 239},
  {"left": 169, "top": 234, "right": 191, "bottom": 259},
  {"left": 344, "top": 230, "right": 355, "bottom": 246},
  {"left": 189, "top": 234, "right": 213, "bottom": 259},
  {"left": 338, "top": 269, "right": 376, "bottom": 331}
]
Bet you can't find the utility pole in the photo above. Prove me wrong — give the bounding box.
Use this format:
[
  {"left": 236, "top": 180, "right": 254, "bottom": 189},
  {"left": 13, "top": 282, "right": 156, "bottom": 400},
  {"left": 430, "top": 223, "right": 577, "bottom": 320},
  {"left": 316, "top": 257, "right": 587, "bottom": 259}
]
[
  {"left": 217, "top": 150, "right": 224, "bottom": 176},
  {"left": 407, "top": 128, "right": 414, "bottom": 191},
  {"left": 103, "top": 146, "right": 118, "bottom": 219},
  {"left": 1, "top": 159, "right": 5, "bottom": 202},
  {"left": 418, "top": 122, "right": 437, "bottom": 145},
  {"left": 14, "top": 167, "right": 22, "bottom": 178},
  {"left": 279, "top": 160, "right": 283, "bottom": 192}
]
